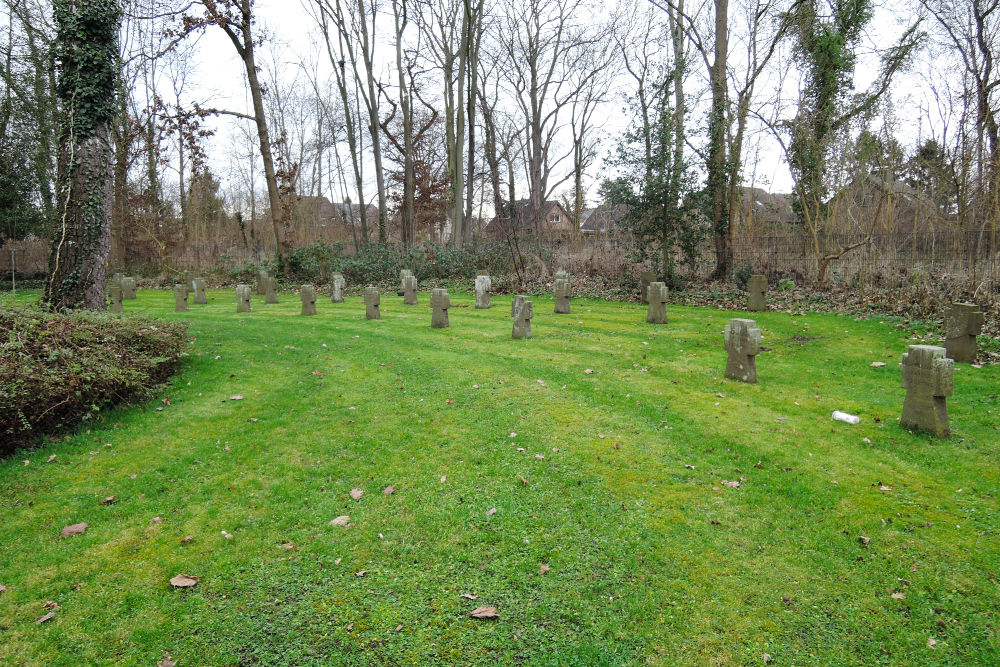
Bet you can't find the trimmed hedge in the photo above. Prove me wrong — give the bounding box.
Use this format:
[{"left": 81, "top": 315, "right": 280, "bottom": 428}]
[{"left": 0, "top": 308, "right": 187, "bottom": 451}]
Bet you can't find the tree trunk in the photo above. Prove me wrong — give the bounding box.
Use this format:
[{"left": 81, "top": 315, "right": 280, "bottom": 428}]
[
  {"left": 44, "top": 0, "right": 120, "bottom": 311},
  {"left": 709, "top": 0, "right": 730, "bottom": 278}
]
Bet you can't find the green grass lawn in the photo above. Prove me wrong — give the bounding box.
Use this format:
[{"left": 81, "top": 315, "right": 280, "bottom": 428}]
[{"left": 1, "top": 287, "right": 998, "bottom": 665}]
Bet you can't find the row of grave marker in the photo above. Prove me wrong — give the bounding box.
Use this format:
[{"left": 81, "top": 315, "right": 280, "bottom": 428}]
[{"left": 113, "top": 268, "right": 983, "bottom": 439}]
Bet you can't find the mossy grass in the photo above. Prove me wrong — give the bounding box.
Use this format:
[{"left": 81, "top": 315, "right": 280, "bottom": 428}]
[{"left": 1, "top": 288, "right": 997, "bottom": 664}]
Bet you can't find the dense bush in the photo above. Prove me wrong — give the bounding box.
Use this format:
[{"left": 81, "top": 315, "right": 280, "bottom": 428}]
[
  {"left": 281, "top": 241, "right": 513, "bottom": 285},
  {"left": 0, "top": 308, "right": 187, "bottom": 451}
]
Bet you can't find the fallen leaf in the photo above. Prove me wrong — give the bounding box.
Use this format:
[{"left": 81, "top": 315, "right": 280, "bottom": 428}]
[
  {"left": 169, "top": 574, "right": 199, "bottom": 588},
  {"left": 722, "top": 480, "right": 740, "bottom": 489},
  {"left": 102, "top": 496, "right": 115, "bottom": 505},
  {"left": 858, "top": 536, "right": 871, "bottom": 546},
  {"left": 880, "top": 485, "right": 893, "bottom": 491},
  {"left": 229, "top": 395, "right": 243, "bottom": 401},
  {"left": 470, "top": 606, "right": 498, "bottom": 619},
  {"left": 535, "top": 454, "right": 545, "bottom": 460},
  {"left": 151, "top": 517, "right": 163, "bottom": 524},
  {"left": 47, "top": 455, "right": 57, "bottom": 463},
  {"left": 355, "top": 570, "right": 368, "bottom": 577},
  {"left": 445, "top": 399, "right": 454, "bottom": 404},
  {"left": 346, "top": 622, "right": 354, "bottom": 631},
  {"left": 871, "top": 361, "right": 887, "bottom": 367},
  {"left": 613, "top": 442, "right": 621, "bottom": 450},
  {"left": 509, "top": 432, "right": 517, "bottom": 438},
  {"left": 23, "top": 460, "right": 29, "bottom": 466},
  {"left": 330, "top": 516, "right": 351, "bottom": 527},
  {"left": 221, "top": 530, "right": 233, "bottom": 540},
  {"left": 927, "top": 637, "right": 937, "bottom": 648},
  {"left": 891, "top": 592, "right": 905, "bottom": 599},
  {"left": 536, "top": 379, "right": 546, "bottom": 385},
  {"left": 0, "top": 585, "right": 6, "bottom": 594},
  {"left": 472, "top": 384, "right": 479, "bottom": 389},
  {"left": 486, "top": 507, "right": 497, "bottom": 516},
  {"left": 350, "top": 488, "right": 364, "bottom": 500},
  {"left": 684, "top": 464, "right": 695, "bottom": 470},
  {"left": 539, "top": 564, "right": 550, "bottom": 575},
  {"left": 43, "top": 601, "right": 59, "bottom": 610},
  {"left": 395, "top": 624, "right": 403, "bottom": 632},
  {"left": 383, "top": 485, "right": 395, "bottom": 495},
  {"left": 311, "top": 370, "right": 324, "bottom": 376},
  {"left": 763, "top": 653, "right": 772, "bottom": 663},
  {"left": 584, "top": 369, "right": 594, "bottom": 374},
  {"left": 278, "top": 542, "right": 294, "bottom": 550},
  {"left": 440, "top": 475, "right": 447, "bottom": 483},
  {"left": 60, "top": 523, "right": 88, "bottom": 538},
  {"left": 180, "top": 535, "right": 194, "bottom": 544},
  {"left": 35, "top": 612, "right": 55, "bottom": 625},
  {"left": 157, "top": 651, "right": 178, "bottom": 667},
  {"left": 910, "top": 562, "right": 918, "bottom": 572},
  {"left": 460, "top": 593, "right": 478, "bottom": 600}
]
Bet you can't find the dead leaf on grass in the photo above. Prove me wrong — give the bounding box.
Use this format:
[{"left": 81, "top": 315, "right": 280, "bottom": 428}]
[
  {"left": 871, "top": 362, "right": 887, "bottom": 368},
  {"left": 330, "top": 516, "right": 351, "bottom": 527},
  {"left": 0, "top": 585, "right": 6, "bottom": 594},
  {"left": 440, "top": 475, "right": 446, "bottom": 483},
  {"left": 486, "top": 507, "right": 497, "bottom": 516},
  {"left": 395, "top": 624, "right": 403, "bottom": 632},
  {"left": 383, "top": 485, "right": 395, "bottom": 495},
  {"left": 584, "top": 369, "right": 594, "bottom": 374},
  {"left": 460, "top": 593, "right": 478, "bottom": 600},
  {"left": 927, "top": 638, "right": 937, "bottom": 648},
  {"left": 891, "top": 592, "right": 905, "bottom": 599},
  {"left": 722, "top": 480, "right": 740, "bottom": 489},
  {"left": 229, "top": 395, "right": 243, "bottom": 401},
  {"left": 180, "top": 535, "right": 194, "bottom": 544},
  {"left": 350, "top": 488, "right": 363, "bottom": 500},
  {"left": 470, "top": 606, "right": 498, "bottom": 619},
  {"left": 157, "top": 651, "right": 178, "bottom": 667},
  {"left": 35, "top": 612, "right": 55, "bottom": 625},
  {"left": 278, "top": 542, "right": 294, "bottom": 551},
  {"left": 355, "top": 570, "right": 368, "bottom": 578},
  {"left": 102, "top": 496, "right": 115, "bottom": 505},
  {"left": 60, "top": 523, "right": 88, "bottom": 538},
  {"left": 43, "top": 601, "right": 59, "bottom": 610},
  {"left": 169, "top": 574, "right": 200, "bottom": 588},
  {"left": 539, "top": 564, "right": 550, "bottom": 575},
  {"left": 518, "top": 475, "right": 528, "bottom": 485},
  {"left": 47, "top": 455, "right": 57, "bottom": 463},
  {"left": 858, "top": 536, "right": 871, "bottom": 546}
]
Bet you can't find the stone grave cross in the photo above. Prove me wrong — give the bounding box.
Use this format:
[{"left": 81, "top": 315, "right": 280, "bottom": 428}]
[
  {"left": 724, "top": 318, "right": 761, "bottom": 383},
  {"left": 901, "top": 344, "right": 953, "bottom": 438}
]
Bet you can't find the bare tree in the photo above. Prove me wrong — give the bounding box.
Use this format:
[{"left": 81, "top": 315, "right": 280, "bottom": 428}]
[
  {"left": 183, "top": 0, "right": 292, "bottom": 268},
  {"left": 497, "top": 0, "right": 609, "bottom": 235}
]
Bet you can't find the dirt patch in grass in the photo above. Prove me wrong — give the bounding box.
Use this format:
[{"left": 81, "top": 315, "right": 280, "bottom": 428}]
[{"left": 0, "top": 308, "right": 187, "bottom": 451}]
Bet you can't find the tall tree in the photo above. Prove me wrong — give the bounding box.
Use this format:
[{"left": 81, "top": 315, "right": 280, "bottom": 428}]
[
  {"left": 43, "top": 0, "right": 122, "bottom": 310},
  {"left": 186, "top": 0, "right": 292, "bottom": 268},
  {"left": 783, "top": 0, "right": 922, "bottom": 283}
]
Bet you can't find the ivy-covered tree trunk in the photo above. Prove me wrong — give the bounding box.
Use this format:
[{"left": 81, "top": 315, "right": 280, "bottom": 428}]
[{"left": 43, "top": 0, "right": 121, "bottom": 311}]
